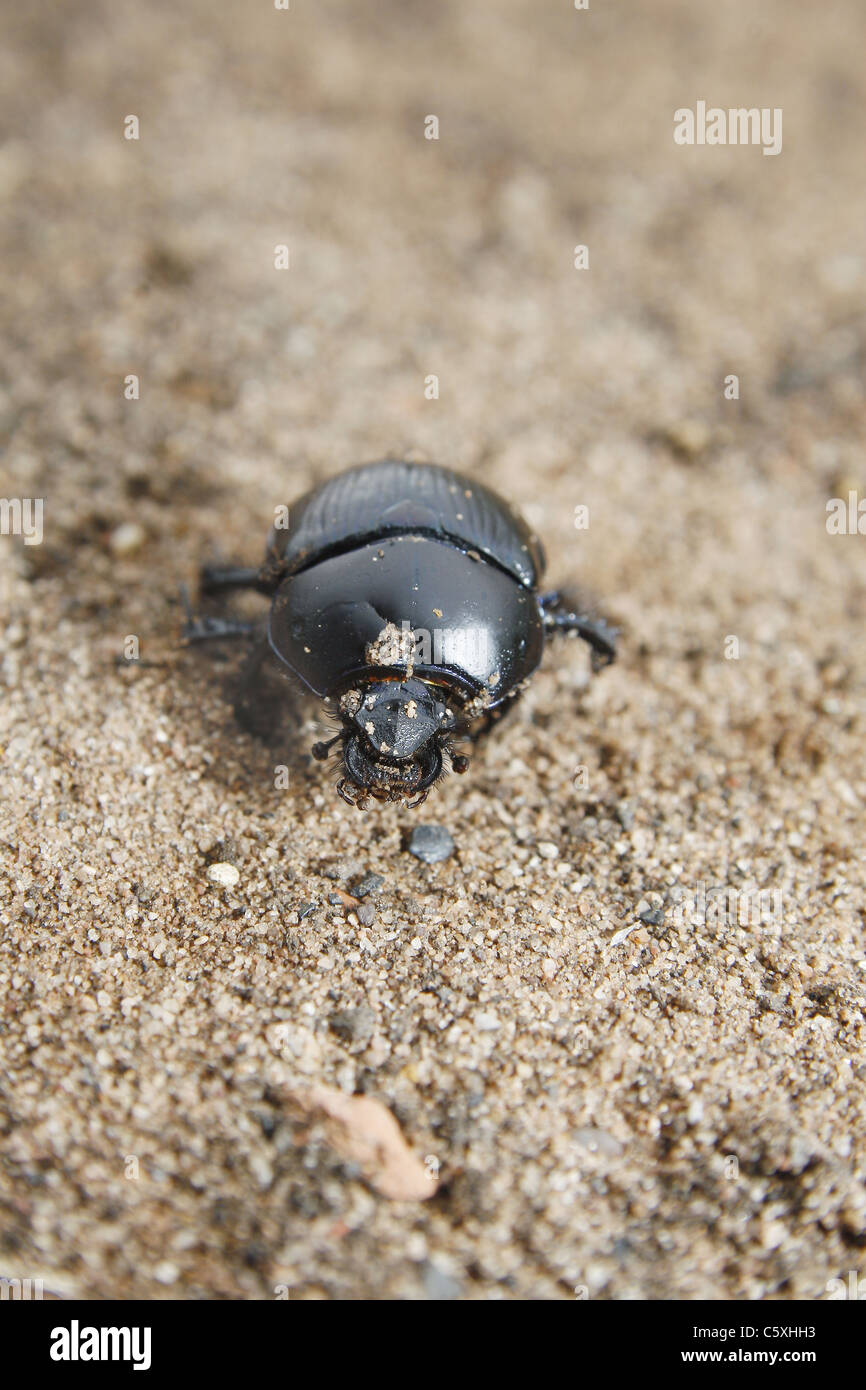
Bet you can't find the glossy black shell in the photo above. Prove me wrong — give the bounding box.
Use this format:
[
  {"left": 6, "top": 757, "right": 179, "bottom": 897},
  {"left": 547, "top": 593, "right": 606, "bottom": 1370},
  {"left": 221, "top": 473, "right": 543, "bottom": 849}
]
[
  {"left": 265, "top": 460, "right": 545, "bottom": 588},
  {"left": 265, "top": 461, "right": 547, "bottom": 704}
]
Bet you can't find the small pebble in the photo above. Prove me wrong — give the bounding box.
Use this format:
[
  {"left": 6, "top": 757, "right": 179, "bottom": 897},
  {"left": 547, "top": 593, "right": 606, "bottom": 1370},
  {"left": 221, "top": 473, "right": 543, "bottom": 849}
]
[
  {"left": 206, "top": 862, "right": 239, "bottom": 888},
  {"left": 536, "top": 841, "right": 559, "bottom": 860},
  {"left": 351, "top": 872, "right": 385, "bottom": 898},
  {"left": 573, "top": 1126, "right": 624, "bottom": 1157},
  {"left": 575, "top": 1123, "right": 622, "bottom": 1156},
  {"left": 638, "top": 907, "right": 665, "bottom": 927},
  {"left": 407, "top": 824, "right": 454, "bottom": 864},
  {"left": 609, "top": 924, "right": 636, "bottom": 948},
  {"left": 663, "top": 419, "right": 711, "bottom": 460},
  {"left": 109, "top": 521, "right": 146, "bottom": 557},
  {"left": 421, "top": 1261, "right": 463, "bottom": 1300},
  {"left": 357, "top": 902, "right": 376, "bottom": 927}
]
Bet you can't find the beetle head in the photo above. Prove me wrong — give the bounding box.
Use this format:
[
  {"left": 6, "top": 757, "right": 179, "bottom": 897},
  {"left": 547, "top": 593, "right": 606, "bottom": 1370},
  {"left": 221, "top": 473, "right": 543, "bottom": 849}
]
[{"left": 312, "top": 677, "right": 468, "bottom": 808}]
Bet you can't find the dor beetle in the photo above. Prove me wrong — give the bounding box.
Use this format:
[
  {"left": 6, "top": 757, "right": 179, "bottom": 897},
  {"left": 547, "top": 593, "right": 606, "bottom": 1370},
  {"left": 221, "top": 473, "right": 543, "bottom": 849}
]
[{"left": 184, "top": 459, "right": 617, "bottom": 809}]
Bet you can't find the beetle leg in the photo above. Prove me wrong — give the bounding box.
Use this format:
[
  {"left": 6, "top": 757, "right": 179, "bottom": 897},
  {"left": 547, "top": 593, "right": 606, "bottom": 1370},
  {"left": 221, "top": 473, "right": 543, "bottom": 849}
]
[
  {"left": 405, "top": 789, "right": 429, "bottom": 810},
  {"left": 540, "top": 592, "right": 618, "bottom": 670},
  {"left": 337, "top": 778, "right": 358, "bottom": 808},
  {"left": 179, "top": 585, "right": 262, "bottom": 645},
  {"left": 200, "top": 564, "right": 274, "bottom": 596},
  {"left": 181, "top": 615, "right": 261, "bottom": 644}
]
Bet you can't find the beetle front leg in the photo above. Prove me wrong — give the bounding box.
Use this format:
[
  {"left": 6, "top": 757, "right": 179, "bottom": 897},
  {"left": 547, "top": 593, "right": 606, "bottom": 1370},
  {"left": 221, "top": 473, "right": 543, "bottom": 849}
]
[
  {"left": 540, "top": 591, "right": 618, "bottom": 670},
  {"left": 455, "top": 689, "right": 525, "bottom": 746}
]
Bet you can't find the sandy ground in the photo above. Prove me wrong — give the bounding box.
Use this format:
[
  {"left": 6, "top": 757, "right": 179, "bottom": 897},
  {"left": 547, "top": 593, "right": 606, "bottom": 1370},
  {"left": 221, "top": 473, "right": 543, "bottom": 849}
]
[{"left": 1, "top": 0, "right": 865, "bottom": 1300}]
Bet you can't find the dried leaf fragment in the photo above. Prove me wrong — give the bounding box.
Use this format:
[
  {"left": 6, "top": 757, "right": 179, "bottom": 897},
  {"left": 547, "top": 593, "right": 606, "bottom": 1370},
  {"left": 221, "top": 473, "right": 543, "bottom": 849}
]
[{"left": 285, "top": 1083, "right": 437, "bottom": 1201}]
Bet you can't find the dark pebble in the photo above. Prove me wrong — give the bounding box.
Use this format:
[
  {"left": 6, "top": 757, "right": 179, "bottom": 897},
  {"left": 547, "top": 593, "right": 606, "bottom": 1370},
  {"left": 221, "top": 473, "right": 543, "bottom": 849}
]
[
  {"left": 351, "top": 872, "right": 385, "bottom": 899},
  {"left": 638, "top": 908, "right": 665, "bottom": 927},
  {"left": 407, "top": 824, "right": 455, "bottom": 864}
]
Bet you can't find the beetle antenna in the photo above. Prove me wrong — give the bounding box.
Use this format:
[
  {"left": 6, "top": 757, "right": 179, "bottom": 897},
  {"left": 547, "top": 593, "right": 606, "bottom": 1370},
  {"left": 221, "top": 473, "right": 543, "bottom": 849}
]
[{"left": 312, "top": 733, "right": 342, "bottom": 761}]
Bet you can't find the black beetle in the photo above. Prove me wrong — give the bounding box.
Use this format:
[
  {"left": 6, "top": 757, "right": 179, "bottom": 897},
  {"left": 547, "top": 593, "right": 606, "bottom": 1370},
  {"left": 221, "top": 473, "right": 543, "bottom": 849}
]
[{"left": 183, "top": 459, "right": 616, "bottom": 809}]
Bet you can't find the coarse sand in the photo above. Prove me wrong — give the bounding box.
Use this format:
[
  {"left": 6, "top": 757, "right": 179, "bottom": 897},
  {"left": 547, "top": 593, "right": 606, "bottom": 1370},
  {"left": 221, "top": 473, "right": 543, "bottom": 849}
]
[{"left": 1, "top": 0, "right": 865, "bottom": 1299}]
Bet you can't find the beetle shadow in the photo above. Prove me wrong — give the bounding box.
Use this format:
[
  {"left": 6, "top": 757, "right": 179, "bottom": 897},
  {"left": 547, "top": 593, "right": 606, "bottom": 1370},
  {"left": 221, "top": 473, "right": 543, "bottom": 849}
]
[{"left": 179, "top": 634, "right": 320, "bottom": 794}]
